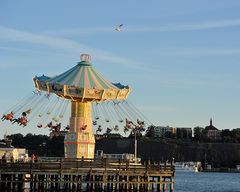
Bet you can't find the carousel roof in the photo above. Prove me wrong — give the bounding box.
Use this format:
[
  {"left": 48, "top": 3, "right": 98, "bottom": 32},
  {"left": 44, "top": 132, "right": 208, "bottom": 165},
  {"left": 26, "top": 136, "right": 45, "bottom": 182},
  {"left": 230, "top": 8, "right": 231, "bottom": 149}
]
[
  {"left": 33, "top": 54, "right": 131, "bottom": 101},
  {"left": 36, "top": 75, "right": 50, "bottom": 81},
  {"left": 46, "top": 61, "right": 119, "bottom": 90}
]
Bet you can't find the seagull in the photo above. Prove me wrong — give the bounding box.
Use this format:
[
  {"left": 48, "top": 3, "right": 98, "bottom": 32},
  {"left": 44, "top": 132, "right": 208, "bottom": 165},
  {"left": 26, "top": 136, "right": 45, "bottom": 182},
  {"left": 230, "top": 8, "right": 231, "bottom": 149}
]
[{"left": 115, "top": 24, "right": 123, "bottom": 32}]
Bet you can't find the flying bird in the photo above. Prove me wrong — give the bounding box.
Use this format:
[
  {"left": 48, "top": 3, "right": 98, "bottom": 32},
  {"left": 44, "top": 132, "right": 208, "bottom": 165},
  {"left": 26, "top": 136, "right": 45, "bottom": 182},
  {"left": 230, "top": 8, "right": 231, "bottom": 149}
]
[{"left": 115, "top": 24, "right": 123, "bottom": 32}]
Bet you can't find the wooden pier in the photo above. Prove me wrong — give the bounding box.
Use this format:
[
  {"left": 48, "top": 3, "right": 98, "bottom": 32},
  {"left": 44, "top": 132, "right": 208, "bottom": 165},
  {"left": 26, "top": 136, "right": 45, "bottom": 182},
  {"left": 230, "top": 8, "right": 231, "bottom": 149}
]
[{"left": 0, "top": 158, "right": 175, "bottom": 191}]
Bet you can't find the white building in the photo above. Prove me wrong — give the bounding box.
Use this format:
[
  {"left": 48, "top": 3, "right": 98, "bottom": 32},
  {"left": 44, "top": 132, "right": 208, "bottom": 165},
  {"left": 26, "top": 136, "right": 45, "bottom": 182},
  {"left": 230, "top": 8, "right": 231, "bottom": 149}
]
[{"left": 0, "top": 142, "right": 28, "bottom": 162}]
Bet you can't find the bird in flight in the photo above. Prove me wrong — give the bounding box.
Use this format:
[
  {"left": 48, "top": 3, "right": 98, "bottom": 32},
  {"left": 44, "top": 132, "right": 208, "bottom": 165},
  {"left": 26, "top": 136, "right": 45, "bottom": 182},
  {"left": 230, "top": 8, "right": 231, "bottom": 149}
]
[{"left": 115, "top": 24, "right": 123, "bottom": 32}]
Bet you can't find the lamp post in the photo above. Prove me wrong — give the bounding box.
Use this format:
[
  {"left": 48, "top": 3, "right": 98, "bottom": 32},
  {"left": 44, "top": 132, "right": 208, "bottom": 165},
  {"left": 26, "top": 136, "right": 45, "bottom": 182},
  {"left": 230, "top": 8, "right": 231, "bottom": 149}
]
[
  {"left": 125, "top": 119, "right": 145, "bottom": 164},
  {"left": 134, "top": 129, "right": 137, "bottom": 164}
]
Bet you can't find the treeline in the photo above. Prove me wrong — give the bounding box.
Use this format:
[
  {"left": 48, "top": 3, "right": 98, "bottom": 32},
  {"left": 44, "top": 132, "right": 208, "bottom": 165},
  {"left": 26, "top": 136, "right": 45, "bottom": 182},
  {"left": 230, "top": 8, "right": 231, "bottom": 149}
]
[
  {"left": 4, "top": 133, "right": 64, "bottom": 157},
  {"left": 3, "top": 131, "right": 240, "bottom": 168},
  {"left": 2, "top": 133, "right": 240, "bottom": 168}
]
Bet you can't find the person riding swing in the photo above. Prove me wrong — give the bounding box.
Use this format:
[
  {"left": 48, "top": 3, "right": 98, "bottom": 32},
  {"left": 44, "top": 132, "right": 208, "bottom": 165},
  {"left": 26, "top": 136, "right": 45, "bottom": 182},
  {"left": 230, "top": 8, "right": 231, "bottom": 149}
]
[
  {"left": 45, "top": 121, "right": 53, "bottom": 128},
  {"left": 37, "top": 123, "right": 43, "bottom": 128},
  {"left": 18, "top": 117, "right": 28, "bottom": 127},
  {"left": 1, "top": 112, "right": 14, "bottom": 121}
]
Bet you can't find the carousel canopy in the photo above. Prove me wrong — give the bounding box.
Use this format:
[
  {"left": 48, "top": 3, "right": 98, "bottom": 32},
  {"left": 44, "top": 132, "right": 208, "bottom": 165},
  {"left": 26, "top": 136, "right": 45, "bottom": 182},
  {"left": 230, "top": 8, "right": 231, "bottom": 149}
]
[
  {"left": 46, "top": 60, "right": 119, "bottom": 89},
  {"left": 33, "top": 54, "right": 131, "bottom": 101}
]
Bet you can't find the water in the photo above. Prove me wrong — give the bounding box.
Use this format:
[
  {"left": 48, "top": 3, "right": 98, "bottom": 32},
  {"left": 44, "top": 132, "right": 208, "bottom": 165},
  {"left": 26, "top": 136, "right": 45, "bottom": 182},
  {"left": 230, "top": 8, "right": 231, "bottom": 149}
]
[{"left": 175, "top": 171, "right": 240, "bottom": 192}]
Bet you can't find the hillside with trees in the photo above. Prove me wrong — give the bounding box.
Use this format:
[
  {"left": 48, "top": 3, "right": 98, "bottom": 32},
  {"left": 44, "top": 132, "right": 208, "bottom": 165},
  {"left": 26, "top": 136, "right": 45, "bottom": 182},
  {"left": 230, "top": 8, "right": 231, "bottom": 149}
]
[{"left": 3, "top": 131, "right": 240, "bottom": 168}]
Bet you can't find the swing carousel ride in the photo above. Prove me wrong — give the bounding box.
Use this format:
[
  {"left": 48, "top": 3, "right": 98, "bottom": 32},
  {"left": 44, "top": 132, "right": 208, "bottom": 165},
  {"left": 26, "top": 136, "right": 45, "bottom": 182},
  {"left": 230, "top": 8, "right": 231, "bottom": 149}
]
[{"left": 1, "top": 54, "right": 150, "bottom": 158}]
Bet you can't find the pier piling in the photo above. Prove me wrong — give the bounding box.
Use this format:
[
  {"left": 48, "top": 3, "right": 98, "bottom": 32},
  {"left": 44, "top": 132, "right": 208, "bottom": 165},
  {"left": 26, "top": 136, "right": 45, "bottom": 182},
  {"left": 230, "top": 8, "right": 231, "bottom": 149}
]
[{"left": 0, "top": 158, "right": 175, "bottom": 191}]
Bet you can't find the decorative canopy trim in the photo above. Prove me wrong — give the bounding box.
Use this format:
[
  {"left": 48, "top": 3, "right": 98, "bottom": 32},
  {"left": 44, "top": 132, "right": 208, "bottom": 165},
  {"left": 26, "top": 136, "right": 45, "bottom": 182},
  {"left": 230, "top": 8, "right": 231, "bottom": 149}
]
[{"left": 33, "top": 54, "right": 131, "bottom": 101}]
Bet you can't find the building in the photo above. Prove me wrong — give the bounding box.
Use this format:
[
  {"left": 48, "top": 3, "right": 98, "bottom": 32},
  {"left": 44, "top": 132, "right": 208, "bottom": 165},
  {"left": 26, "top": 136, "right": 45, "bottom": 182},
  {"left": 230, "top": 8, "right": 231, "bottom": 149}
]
[
  {"left": 49, "top": 130, "right": 68, "bottom": 139},
  {"left": 0, "top": 139, "right": 28, "bottom": 162},
  {"left": 95, "top": 133, "right": 123, "bottom": 140},
  {"left": 153, "top": 126, "right": 176, "bottom": 137},
  {"left": 95, "top": 150, "right": 141, "bottom": 163},
  {"left": 204, "top": 118, "right": 221, "bottom": 141},
  {"left": 176, "top": 127, "right": 193, "bottom": 139}
]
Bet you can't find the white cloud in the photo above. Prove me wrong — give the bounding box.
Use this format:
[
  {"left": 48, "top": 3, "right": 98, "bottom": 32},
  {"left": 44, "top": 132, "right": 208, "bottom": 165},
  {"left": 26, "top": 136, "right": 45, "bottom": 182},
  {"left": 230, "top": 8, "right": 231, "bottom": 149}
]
[
  {"left": 0, "top": 26, "right": 146, "bottom": 70},
  {"left": 0, "top": 26, "right": 83, "bottom": 50},
  {"left": 44, "top": 27, "right": 113, "bottom": 36}
]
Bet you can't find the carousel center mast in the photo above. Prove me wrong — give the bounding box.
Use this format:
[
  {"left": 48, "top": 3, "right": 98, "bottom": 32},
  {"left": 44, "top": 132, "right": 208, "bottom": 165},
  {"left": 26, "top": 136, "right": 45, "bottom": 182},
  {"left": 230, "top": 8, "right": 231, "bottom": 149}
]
[{"left": 33, "top": 54, "right": 131, "bottom": 158}]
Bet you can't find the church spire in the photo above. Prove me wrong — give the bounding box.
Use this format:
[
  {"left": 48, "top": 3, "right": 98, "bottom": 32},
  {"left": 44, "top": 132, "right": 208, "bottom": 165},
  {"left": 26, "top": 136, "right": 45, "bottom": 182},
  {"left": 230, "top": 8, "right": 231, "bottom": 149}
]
[{"left": 210, "top": 118, "right": 212, "bottom": 126}]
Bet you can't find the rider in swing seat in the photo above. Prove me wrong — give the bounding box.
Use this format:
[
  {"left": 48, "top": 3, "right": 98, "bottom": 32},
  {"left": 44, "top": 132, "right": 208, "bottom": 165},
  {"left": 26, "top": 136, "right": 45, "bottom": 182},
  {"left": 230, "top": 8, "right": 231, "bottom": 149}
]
[{"left": 1, "top": 112, "right": 14, "bottom": 121}]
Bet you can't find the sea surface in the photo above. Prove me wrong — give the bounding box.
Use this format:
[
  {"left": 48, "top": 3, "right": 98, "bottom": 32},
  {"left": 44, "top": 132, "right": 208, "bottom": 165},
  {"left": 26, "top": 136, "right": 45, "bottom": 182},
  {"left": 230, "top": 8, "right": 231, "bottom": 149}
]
[{"left": 174, "top": 171, "right": 240, "bottom": 192}]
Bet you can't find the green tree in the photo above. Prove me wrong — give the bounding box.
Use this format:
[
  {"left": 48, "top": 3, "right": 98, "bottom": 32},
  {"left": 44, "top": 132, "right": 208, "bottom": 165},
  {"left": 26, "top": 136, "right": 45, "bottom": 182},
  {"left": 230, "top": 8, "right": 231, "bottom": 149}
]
[
  {"left": 165, "top": 131, "right": 176, "bottom": 139},
  {"left": 145, "top": 125, "right": 155, "bottom": 138},
  {"left": 7, "top": 133, "right": 24, "bottom": 146},
  {"left": 221, "top": 129, "right": 232, "bottom": 142},
  {"left": 232, "top": 128, "right": 240, "bottom": 142},
  {"left": 193, "top": 126, "right": 204, "bottom": 141},
  {"left": 46, "top": 136, "right": 64, "bottom": 157}
]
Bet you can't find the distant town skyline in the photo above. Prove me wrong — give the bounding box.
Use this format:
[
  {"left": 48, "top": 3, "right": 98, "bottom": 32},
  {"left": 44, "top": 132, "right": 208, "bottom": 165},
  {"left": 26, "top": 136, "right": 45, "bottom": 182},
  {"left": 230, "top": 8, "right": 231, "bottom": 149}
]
[{"left": 1, "top": 1, "right": 240, "bottom": 136}]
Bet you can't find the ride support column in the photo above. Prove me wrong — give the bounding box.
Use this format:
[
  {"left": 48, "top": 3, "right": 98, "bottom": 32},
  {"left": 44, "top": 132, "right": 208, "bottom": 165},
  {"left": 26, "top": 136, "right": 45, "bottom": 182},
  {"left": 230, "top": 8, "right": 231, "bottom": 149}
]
[{"left": 64, "top": 101, "right": 95, "bottom": 158}]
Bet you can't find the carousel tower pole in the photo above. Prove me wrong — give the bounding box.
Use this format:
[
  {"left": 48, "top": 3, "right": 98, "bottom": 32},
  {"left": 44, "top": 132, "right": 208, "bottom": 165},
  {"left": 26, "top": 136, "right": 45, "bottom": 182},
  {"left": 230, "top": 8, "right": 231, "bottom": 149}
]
[{"left": 64, "top": 101, "right": 95, "bottom": 158}]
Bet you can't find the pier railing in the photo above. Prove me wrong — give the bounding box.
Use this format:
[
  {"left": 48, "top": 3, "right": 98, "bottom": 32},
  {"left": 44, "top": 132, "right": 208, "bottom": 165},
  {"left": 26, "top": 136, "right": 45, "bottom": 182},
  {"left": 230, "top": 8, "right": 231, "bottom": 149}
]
[{"left": 0, "top": 158, "right": 175, "bottom": 174}]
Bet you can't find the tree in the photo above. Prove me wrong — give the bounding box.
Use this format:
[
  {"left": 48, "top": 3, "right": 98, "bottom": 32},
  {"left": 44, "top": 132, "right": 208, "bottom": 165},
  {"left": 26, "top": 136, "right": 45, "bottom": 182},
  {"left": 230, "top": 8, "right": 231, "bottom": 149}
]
[
  {"left": 46, "top": 136, "right": 64, "bottom": 157},
  {"left": 232, "top": 128, "right": 240, "bottom": 142},
  {"left": 165, "top": 131, "right": 176, "bottom": 139},
  {"left": 145, "top": 125, "right": 155, "bottom": 138},
  {"left": 193, "top": 126, "right": 204, "bottom": 141},
  {"left": 221, "top": 129, "right": 232, "bottom": 142},
  {"left": 221, "top": 129, "right": 231, "bottom": 137},
  {"left": 5, "top": 133, "right": 62, "bottom": 157},
  {"left": 7, "top": 133, "right": 24, "bottom": 146}
]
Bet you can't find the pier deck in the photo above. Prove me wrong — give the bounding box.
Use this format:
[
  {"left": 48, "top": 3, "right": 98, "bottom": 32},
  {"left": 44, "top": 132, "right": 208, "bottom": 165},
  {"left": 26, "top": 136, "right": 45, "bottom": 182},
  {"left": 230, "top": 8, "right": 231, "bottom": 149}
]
[{"left": 0, "top": 158, "right": 175, "bottom": 191}]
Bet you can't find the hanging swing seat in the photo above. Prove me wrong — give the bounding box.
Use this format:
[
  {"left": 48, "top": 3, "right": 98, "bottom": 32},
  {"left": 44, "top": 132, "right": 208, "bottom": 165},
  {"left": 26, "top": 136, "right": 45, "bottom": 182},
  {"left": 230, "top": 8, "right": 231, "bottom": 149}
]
[
  {"left": 45, "top": 121, "right": 53, "bottom": 128},
  {"left": 25, "top": 109, "right": 32, "bottom": 114},
  {"left": 65, "top": 125, "right": 70, "bottom": 130},
  {"left": 96, "top": 127, "right": 102, "bottom": 133},
  {"left": 114, "top": 125, "right": 119, "bottom": 131},
  {"left": 124, "top": 127, "right": 129, "bottom": 134},
  {"left": 1, "top": 113, "right": 14, "bottom": 121},
  {"left": 52, "top": 117, "right": 59, "bottom": 122},
  {"left": 18, "top": 117, "right": 28, "bottom": 127}
]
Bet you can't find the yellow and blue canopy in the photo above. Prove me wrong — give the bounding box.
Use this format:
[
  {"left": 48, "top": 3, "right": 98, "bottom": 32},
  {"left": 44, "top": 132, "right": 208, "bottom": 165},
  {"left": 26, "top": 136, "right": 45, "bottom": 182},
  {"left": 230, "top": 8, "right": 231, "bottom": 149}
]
[{"left": 33, "top": 56, "right": 131, "bottom": 101}]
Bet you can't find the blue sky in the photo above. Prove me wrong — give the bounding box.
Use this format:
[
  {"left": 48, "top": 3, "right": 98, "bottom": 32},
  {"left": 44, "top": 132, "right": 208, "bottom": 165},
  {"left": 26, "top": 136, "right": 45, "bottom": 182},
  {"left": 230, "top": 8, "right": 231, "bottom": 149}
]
[{"left": 1, "top": 1, "right": 240, "bottom": 136}]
